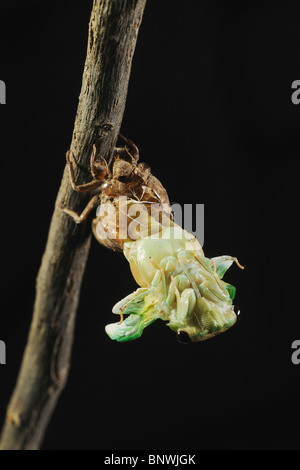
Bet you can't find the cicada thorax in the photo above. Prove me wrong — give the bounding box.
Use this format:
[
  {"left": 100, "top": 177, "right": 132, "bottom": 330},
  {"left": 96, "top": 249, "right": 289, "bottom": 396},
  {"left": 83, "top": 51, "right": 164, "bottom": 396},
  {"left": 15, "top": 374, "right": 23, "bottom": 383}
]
[
  {"left": 103, "top": 146, "right": 170, "bottom": 205},
  {"left": 110, "top": 157, "right": 170, "bottom": 205}
]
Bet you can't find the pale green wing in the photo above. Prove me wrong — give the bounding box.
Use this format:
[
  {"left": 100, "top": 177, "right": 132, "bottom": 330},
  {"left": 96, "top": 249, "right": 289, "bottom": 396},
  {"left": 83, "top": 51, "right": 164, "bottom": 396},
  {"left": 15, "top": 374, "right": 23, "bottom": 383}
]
[
  {"left": 105, "top": 314, "right": 157, "bottom": 342},
  {"left": 106, "top": 288, "right": 159, "bottom": 342},
  {"left": 211, "top": 256, "right": 235, "bottom": 279},
  {"left": 223, "top": 282, "right": 236, "bottom": 300}
]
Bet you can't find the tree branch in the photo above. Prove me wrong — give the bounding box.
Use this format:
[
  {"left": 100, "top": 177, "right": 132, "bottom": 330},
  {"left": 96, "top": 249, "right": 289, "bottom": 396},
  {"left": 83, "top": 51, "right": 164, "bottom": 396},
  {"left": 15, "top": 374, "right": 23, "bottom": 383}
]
[{"left": 0, "top": 0, "right": 147, "bottom": 450}]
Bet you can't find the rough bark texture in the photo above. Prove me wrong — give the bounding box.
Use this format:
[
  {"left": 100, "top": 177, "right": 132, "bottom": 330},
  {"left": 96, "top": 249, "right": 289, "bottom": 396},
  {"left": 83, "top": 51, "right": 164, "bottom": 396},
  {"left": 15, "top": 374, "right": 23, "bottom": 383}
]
[{"left": 0, "top": 0, "right": 147, "bottom": 450}]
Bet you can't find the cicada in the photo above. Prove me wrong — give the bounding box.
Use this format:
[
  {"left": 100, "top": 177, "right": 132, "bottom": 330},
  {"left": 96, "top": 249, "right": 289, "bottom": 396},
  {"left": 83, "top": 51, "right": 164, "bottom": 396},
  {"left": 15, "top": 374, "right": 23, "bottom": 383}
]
[{"left": 61, "top": 135, "right": 243, "bottom": 343}]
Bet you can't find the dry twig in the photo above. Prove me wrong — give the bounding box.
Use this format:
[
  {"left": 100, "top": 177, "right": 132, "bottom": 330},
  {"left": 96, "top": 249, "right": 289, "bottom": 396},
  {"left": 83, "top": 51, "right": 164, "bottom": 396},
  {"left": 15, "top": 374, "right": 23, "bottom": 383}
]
[{"left": 0, "top": 0, "right": 147, "bottom": 450}]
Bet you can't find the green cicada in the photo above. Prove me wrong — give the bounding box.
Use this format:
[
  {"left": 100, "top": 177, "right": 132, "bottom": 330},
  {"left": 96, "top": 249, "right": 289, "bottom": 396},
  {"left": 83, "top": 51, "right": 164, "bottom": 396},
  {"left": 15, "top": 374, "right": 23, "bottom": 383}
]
[{"left": 61, "top": 135, "right": 243, "bottom": 343}]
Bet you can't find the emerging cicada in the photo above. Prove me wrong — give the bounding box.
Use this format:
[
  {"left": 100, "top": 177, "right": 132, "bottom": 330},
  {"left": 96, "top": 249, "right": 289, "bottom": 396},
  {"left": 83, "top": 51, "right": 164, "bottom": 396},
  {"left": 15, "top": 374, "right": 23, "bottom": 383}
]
[{"left": 61, "top": 135, "right": 243, "bottom": 343}]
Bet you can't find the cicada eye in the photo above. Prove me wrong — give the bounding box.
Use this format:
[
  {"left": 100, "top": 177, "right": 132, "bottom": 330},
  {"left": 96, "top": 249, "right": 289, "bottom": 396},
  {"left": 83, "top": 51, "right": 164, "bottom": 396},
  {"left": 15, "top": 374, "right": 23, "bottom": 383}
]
[
  {"left": 233, "top": 305, "right": 241, "bottom": 319},
  {"left": 177, "top": 330, "right": 192, "bottom": 344}
]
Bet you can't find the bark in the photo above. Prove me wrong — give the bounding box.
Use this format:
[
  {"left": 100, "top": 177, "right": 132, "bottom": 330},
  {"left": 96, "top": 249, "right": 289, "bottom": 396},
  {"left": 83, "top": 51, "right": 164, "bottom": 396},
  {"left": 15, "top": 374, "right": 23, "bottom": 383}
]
[{"left": 0, "top": 0, "right": 147, "bottom": 450}]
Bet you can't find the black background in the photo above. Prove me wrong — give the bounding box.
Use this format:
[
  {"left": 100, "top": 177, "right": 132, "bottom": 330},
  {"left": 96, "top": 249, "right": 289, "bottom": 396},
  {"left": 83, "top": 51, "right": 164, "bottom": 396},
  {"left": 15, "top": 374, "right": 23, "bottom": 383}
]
[{"left": 0, "top": 0, "right": 299, "bottom": 450}]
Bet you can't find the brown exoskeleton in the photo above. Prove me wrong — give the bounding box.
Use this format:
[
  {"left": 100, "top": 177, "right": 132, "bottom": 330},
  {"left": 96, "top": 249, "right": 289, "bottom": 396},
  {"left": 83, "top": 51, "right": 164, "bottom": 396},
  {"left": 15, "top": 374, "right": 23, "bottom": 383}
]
[{"left": 61, "top": 134, "right": 171, "bottom": 251}]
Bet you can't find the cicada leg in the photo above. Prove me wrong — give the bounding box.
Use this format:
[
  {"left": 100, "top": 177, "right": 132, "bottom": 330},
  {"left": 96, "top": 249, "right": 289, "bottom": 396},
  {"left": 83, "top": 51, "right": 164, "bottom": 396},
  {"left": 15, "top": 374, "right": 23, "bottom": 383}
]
[
  {"left": 66, "top": 148, "right": 105, "bottom": 193},
  {"left": 60, "top": 145, "right": 108, "bottom": 223},
  {"left": 59, "top": 194, "right": 100, "bottom": 224},
  {"left": 149, "top": 255, "right": 178, "bottom": 304},
  {"left": 117, "top": 133, "right": 140, "bottom": 162},
  {"left": 166, "top": 273, "right": 190, "bottom": 306},
  {"left": 150, "top": 257, "right": 167, "bottom": 301},
  {"left": 170, "top": 276, "right": 196, "bottom": 322},
  {"left": 90, "top": 144, "right": 110, "bottom": 180},
  {"left": 210, "top": 255, "right": 245, "bottom": 279}
]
